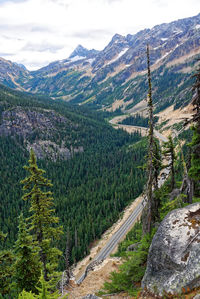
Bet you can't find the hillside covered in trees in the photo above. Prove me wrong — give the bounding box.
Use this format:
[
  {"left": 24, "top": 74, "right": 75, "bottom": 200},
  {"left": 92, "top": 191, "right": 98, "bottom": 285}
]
[{"left": 0, "top": 84, "right": 149, "bottom": 297}]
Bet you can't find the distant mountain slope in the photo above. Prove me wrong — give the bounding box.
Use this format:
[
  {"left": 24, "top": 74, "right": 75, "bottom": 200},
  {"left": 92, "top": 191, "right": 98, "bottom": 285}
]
[
  {"left": 0, "top": 13, "right": 200, "bottom": 111},
  {"left": 0, "top": 57, "right": 31, "bottom": 90}
]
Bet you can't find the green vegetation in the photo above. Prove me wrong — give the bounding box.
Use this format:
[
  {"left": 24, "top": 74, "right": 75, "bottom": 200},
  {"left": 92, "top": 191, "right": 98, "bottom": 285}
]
[
  {"left": 188, "top": 60, "right": 200, "bottom": 197},
  {"left": 0, "top": 151, "right": 64, "bottom": 297},
  {"left": 14, "top": 214, "right": 41, "bottom": 293},
  {"left": 120, "top": 114, "right": 150, "bottom": 127},
  {"left": 0, "top": 84, "right": 147, "bottom": 270},
  {"left": 21, "top": 150, "right": 63, "bottom": 284},
  {"left": 101, "top": 222, "right": 154, "bottom": 297},
  {"left": 0, "top": 243, "right": 15, "bottom": 296}
]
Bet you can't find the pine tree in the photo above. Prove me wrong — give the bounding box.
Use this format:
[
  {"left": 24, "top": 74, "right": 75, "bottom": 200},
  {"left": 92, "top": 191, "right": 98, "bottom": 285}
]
[
  {"left": 188, "top": 59, "right": 200, "bottom": 196},
  {"left": 151, "top": 139, "right": 162, "bottom": 222},
  {"left": 14, "top": 213, "right": 41, "bottom": 293},
  {"left": 21, "top": 149, "right": 63, "bottom": 284},
  {"left": 162, "top": 135, "right": 176, "bottom": 191},
  {"left": 0, "top": 249, "right": 14, "bottom": 296},
  {"left": 142, "top": 44, "right": 155, "bottom": 234},
  {"left": 179, "top": 141, "right": 193, "bottom": 203},
  {"left": 17, "top": 276, "right": 59, "bottom": 299},
  {"left": 65, "top": 230, "right": 71, "bottom": 280},
  {"left": 153, "top": 139, "right": 162, "bottom": 191},
  {"left": 0, "top": 231, "right": 15, "bottom": 296},
  {"left": 18, "top": 289, "right": 37, "bottom": 299},
  {"left": 36, "top": 275, "right": 58, "bottom": 299}
]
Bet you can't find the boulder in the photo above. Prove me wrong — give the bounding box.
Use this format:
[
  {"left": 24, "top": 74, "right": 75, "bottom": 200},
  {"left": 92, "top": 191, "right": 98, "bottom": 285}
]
[
  {"left": 127, "top": 242, "right": 140, "bottom": 251},
  {"left": 81, "top": 295, "right": 101, "bottom": 299},
  {"left": 84, "top": 259, "right": 103, "bottom": 279},
  {"left": 142, "top": 203, "right": 200, "bottom": 297}
]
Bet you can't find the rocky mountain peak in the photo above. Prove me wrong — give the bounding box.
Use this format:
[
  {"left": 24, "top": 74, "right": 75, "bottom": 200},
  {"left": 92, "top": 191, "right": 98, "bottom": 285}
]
[
  {"left": 14, "top": 62, "right": 27, "bottom": 70},
  {"left": 111, "top": 33, "right": 125, "bottom": 43},
  {"left": 69, "top": 44, "right": 98, "bottom": 59},
  {"left": 0, "top": 13, "right": 200, "bottom": 111},
  {"left": 69, "top": 44, "right": 88, "bottom": 58}
]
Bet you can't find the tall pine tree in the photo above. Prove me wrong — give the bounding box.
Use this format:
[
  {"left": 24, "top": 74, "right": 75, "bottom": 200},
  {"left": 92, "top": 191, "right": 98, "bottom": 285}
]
[
  {"left": 21, "top": 149, "right": 63, "bottom": 284},
  {"left": 14, "top": 213, "right": 41, "bottom": 294},
  {"left": 188, "top": 59, "right": 200, "bottom": 197},
  {"left": 0, "top": 231, "right": 14, "bottom": 296},
  {"left": 142, "top": 44, "right": 155, "bottom": 234}
]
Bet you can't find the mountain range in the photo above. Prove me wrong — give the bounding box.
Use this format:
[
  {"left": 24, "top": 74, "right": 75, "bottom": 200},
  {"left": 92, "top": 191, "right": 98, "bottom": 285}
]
[{"left": 0, "top": 13, "right": 200, "bottom": 113}]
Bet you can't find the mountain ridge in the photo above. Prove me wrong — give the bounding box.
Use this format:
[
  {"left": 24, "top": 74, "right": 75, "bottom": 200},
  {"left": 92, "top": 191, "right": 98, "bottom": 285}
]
[{"left": 0, "top": 13, "right": 200, "bottom": 112}]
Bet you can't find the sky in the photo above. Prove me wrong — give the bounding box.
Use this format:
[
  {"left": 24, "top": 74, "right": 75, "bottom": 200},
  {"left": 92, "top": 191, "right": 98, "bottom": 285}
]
[{"left": 0, "top": 0, "right": 199, "bottom": 70}]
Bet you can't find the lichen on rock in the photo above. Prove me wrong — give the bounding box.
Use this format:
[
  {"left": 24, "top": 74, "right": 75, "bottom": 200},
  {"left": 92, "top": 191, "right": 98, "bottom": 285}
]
[{"left": 142, "top": 202, "right": 200, "bottom": 297}]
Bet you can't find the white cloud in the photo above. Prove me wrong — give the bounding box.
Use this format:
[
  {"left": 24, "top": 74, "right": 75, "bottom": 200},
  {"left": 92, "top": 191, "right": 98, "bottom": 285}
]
[{"left": 0, "top": 0, "right": 199, "bottom": 70}]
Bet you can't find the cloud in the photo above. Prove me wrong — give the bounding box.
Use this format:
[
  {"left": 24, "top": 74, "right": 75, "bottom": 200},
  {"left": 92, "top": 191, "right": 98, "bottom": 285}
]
[
  {"left": 22, "top": 42, "right": 64, "bottom": 53},
  {"left": 0, "top": 52, "right": 12, "bottom": 57},
  {"left": 71, "top": 29, "right": 113, "bottom": 40},
  {"left": 30, "top": 25, "right": 54, "bottom": 33},
  {"left": 104, "top": 0, "right": 121, "bottom": 3},
  {"left": 0, "top": 0, "right": 199, "bottom": 70}
]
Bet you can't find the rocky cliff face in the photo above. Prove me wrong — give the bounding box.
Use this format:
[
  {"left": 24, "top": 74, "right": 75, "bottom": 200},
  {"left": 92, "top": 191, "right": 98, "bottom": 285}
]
[
  {"left": 142, "top": 203, "right": 200, "bottom": 297},
  {"left": 0, "top": 106, "right": 83, "bottom": 160}
]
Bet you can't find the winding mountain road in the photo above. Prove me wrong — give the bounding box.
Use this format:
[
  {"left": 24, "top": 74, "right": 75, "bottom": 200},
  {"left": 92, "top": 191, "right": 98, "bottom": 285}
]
[
  {"left": 109, "top": 116, "right": 168, "bottom": 143},
  {"left": 76, "top": 115, "right": 169, "bottom": 284}
]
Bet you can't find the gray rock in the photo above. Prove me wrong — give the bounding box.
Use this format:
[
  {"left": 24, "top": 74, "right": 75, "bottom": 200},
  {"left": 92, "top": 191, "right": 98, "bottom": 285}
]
[
  {"left": 169, "top": 188, "right": 180, "bottom": 201},
  {"left": 142, "top": 203, "right": 200, "bottom": 297},
  {"left": 84, "top": 259, "right": 103, "bottom": 280},
  {"left": 81, "top": 295, "right": 101, "bottom": 299},
  {"left": 127, "top": 242, "right": 140, "bottom": 251}
]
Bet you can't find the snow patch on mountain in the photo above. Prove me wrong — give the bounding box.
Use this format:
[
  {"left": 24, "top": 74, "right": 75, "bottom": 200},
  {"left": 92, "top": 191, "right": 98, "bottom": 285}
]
[
  {"left": 70, "top": 55, "right": 86, "bottom": 62},
  {"left": 155, "top": 44, "right": 179, "bottom": 64},
  {"left": 107, "top": 48, "right": 129, "bottom": 65},
  {"left": 173, "top": 29, "right": 183, "bottom": 35},
  {"left": 86, "top": 58, "right": 95, "bottom": 64}
]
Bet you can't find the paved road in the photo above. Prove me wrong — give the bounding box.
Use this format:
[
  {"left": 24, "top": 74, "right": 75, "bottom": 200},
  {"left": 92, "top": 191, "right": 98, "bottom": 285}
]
[
  {"left": 76, "top": 120, "right": 169, "bottom": 284},
  {"left": 109, "top": 118, "right": 168, "bottom": 143},
  {"left": 76, "top": 201, "right": 144, "bottom": 284},
  {"left": 76, "top": 166, "right": 170, "bottom": 284},
  {"left": 94, "top": 202, "right": 143, "bottom": 261}
]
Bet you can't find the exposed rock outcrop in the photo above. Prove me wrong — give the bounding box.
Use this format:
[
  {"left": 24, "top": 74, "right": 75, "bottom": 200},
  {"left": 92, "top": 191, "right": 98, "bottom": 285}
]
[
  {"left": 83, "top": 259, "right": 104, "bottom": 280},
  {"left": 81, "top": 295, "right": 101, "bottom": 299},
  {"left": 0, "top": 107, "right": 83, "bottom": 160},
  {"left": 142, "top": 202, "right": 200, "bottom": 297},
  {"left": 127, "top": 242, "right": 140, "bottom": 252}
]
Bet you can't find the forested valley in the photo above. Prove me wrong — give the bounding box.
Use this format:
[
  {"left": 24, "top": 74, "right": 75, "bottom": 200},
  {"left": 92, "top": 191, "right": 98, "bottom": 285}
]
[{"left": 0, "top": 84, "right": 148, "bottom": 297}]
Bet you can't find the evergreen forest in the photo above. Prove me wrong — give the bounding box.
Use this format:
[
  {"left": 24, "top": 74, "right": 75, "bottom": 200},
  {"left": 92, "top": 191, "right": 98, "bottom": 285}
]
[{"left": 0, "top": 84, "right": 148, "bottom": 297}]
